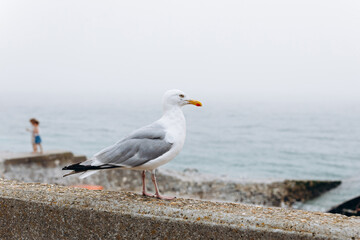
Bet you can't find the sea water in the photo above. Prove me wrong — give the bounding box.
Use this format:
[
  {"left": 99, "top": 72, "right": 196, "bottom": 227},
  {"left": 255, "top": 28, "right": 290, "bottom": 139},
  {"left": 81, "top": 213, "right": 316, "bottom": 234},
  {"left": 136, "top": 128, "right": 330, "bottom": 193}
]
[{"left": 0, "top": 99, "right": 359, "bottom": 210}]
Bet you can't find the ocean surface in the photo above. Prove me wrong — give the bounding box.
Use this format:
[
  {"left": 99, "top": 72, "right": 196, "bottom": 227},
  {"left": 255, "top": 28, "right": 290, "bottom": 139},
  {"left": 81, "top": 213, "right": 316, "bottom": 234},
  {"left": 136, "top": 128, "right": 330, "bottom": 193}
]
[{"left": 1, "top": 99, "right": 359, "bottom": 211}]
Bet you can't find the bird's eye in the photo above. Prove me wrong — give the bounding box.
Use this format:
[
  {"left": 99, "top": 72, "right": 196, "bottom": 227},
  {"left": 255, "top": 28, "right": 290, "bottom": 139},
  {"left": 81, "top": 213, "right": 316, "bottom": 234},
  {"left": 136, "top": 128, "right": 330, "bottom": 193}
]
[{"left": 179, "top": 94, "right": 184, "bottom": 98}]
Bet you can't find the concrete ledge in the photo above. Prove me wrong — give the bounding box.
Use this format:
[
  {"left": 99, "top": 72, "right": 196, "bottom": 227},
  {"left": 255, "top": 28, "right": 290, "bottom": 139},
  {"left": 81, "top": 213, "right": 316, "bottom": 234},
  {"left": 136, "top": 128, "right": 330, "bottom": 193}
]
[
  {"left": 0, "top": 151, "right": 85, "bottom": 168},
  {"left": 0, "top": 179, "right": 359, "bottom": 240}
]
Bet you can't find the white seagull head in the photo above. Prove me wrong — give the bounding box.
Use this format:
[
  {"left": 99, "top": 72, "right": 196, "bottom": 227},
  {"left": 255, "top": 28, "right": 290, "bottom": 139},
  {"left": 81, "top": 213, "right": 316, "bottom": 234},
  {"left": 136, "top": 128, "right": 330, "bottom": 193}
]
[{"left": 163, "top": 89, "right": 202, "bottom": 111}]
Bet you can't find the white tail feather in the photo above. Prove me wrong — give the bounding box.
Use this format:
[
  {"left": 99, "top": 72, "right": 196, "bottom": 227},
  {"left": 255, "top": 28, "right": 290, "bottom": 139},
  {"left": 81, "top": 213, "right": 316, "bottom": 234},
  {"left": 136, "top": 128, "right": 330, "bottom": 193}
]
[{"left": 79, "top": 170, "right": 99, "bottom": 179}]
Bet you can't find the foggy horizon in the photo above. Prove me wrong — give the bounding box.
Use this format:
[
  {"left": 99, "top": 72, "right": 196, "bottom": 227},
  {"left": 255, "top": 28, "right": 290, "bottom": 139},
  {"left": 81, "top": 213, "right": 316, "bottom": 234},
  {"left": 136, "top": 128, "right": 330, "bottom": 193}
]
[{"left": 1, "top": 0, "right": 359, "bottom": 104}]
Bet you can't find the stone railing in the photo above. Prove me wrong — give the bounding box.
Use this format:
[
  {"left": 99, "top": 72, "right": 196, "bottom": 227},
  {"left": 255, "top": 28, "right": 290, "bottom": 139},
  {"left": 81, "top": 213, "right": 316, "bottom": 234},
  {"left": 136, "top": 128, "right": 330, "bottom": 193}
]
[{"left": 0, "top": 179, "right": 359, "bottom": 240}]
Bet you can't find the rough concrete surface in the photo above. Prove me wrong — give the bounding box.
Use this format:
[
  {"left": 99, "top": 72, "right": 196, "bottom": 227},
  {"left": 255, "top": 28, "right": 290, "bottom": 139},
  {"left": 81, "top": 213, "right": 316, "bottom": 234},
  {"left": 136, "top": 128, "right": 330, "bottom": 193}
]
[
  {"left": 0, "top": 179, "right": 359, "bottom": 240},
  {"left": 0, "top": 151, "right": 341, "bottom": 208}
]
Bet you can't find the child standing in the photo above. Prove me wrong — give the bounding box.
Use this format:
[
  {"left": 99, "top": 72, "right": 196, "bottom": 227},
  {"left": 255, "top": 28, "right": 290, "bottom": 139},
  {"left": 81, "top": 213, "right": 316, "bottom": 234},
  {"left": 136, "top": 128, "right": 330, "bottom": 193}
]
[{"left": 27, "top": 118, "right": 43, "bottom": 153}]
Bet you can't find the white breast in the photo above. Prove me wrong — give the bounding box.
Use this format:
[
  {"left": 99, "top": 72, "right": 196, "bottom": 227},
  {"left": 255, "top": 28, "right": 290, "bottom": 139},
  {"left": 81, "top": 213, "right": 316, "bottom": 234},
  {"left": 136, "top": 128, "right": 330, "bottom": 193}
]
[{"left": 133, "top": 106, "right": 186, "bottom": 171}]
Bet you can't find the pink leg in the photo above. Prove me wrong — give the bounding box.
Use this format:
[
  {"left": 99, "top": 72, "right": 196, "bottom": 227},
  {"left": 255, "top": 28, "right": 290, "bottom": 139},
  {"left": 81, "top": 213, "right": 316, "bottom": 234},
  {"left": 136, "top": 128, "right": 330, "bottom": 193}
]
[
  {"left": 151, "top": 170, "right": 175, "bottom": 200},
  {"left": 142, "top": 171, "right": 153, "bottom": 197}
]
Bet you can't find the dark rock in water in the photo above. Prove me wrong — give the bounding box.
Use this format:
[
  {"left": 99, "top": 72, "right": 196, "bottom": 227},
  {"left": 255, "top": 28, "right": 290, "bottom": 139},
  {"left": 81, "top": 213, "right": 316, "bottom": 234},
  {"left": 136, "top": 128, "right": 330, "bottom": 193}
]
[
  {"left": 282, "top": 180, "right": 342, "bottom": 206},
  {"left": 183, "top": 168, "right": 199, "bottom": 173},
  {"left": 328, "top": 195, "right": 360, "bottom": 217}
]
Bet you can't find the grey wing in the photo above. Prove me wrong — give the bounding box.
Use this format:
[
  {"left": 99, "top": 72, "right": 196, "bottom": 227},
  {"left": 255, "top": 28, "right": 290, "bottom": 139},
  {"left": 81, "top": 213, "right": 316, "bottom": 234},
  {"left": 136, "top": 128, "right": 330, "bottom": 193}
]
[{"left": 93, "top": 123, "right": 173, "bottom": 167}]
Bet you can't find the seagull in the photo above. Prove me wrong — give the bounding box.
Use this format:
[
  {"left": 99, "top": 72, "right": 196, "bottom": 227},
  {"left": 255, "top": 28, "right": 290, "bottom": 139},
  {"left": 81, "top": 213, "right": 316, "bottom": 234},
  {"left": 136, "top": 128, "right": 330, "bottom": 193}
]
[{"left": 62, "top": 89, "right": 202, "bottom": 199}]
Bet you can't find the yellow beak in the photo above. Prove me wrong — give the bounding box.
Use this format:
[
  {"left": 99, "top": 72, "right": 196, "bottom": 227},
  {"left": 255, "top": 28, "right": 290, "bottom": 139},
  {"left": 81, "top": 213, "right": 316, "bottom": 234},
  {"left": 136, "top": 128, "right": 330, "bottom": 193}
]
[{"left": 187, "top": 99, "right": 202, "bottom": 107}]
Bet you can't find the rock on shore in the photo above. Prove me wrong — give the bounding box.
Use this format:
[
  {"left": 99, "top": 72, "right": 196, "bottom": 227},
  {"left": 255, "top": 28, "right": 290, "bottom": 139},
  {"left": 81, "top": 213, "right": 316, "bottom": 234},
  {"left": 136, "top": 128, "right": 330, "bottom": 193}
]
[{"left": 0, "top": 151, "right": 340, "bottom": 207}]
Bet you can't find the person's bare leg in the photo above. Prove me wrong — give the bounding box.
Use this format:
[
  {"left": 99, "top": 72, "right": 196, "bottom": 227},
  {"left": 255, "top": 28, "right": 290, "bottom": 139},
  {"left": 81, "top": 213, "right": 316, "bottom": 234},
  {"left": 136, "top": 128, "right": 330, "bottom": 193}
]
[
  {"left": 32, "top": 144, "right": 37, "bottom": 153},
  {"left": 39, "top": 144, "right": 43, "bottom": 154},
  {"left": 151, "top": 170, "right": 175, "bottom": 200},
  {"left": 142, "top": 171, "right": 153, "bottom": 197}
]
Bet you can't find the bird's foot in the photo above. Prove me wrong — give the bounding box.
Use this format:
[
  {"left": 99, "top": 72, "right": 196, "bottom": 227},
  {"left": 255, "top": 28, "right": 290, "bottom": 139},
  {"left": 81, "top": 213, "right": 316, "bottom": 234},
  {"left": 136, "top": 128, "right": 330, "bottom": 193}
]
[
  {"left": 142, "top": 192, "right": 154, "bottom": 197},
  {"left": 155, "top": 194, "right": 176, "bottom": 200}
]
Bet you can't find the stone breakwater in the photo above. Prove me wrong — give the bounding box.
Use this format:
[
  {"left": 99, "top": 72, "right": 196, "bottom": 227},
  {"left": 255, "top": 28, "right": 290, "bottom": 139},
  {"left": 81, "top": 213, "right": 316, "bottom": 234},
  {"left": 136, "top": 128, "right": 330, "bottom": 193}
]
[
  {"left": 0, "top": 151, "right": 340, "bottom": 208},
  {"left": 0, "top": 179, "right": 359, "bottom": 240}
]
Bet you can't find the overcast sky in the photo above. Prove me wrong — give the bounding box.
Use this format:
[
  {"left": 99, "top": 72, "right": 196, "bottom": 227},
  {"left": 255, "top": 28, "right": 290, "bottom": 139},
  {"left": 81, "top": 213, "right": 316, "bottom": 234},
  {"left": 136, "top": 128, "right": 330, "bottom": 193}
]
[{"left": 0, "top": 0, "right": 359, "bottom": 103}]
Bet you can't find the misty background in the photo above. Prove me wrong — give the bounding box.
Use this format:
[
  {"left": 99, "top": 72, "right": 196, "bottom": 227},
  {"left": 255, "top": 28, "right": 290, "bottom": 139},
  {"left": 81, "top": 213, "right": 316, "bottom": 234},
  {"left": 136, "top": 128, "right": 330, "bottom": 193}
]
[{"left": 0, "top": 0, "right": 359, "bottom": 105}]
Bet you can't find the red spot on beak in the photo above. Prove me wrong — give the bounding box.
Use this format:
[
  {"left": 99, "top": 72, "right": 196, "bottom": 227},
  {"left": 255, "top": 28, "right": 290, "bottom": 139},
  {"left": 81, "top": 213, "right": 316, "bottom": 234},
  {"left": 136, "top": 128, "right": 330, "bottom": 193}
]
[{"left": 188, "top": 99, "right": 202, "bottom": 107}]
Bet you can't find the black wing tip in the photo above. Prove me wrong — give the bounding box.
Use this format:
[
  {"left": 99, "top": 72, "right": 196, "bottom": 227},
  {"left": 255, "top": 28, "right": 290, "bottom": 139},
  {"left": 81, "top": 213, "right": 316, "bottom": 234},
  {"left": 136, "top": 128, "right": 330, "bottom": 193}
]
[
  {"left": 62, "top": 162, "right": 82, "bottom": 171},
  {"left": 62, "top": 162, "right": 120, "bottom": 172}
]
